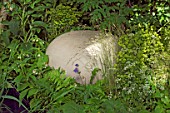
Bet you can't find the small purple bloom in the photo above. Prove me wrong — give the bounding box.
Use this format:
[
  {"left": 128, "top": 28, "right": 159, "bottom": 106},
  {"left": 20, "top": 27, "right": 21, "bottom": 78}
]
[
  {"left": 75, "top": 64, "right": 79, "bottom": 67},
  {"left": 73, "top": 67, "right": 79, "bottom": 73}
]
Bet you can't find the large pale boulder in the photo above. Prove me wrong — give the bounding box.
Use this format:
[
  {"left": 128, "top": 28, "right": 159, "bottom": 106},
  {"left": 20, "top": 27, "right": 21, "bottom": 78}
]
[{"left": 46, "top": 30, "right": 118, "bottom": 84}]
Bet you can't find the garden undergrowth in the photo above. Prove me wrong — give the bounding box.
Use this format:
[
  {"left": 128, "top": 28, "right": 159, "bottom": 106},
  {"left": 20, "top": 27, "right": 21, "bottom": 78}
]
[{"left": 0, "top": 0, "right": 170, "bottom": 113}]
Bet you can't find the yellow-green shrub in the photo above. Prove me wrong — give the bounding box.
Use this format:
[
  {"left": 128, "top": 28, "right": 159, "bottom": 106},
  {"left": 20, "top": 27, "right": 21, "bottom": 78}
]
[
  {"left": 114, "top": 25, "right": 169, "bottom": 110},
  {"left": 47, "top": 4, "right": 82, "bottom": 40}
]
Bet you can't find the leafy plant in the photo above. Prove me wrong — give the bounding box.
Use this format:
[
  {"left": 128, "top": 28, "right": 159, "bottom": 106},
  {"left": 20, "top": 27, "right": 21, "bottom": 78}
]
[
  {"left": 47, "top": 4, "right": 82, "bottom": 40},
  {"left": 100, "top": 99, "right": 129, "bottom": 113},
  {"left": 73, "top": 82, "right": 107, "bottom": 112},
  {"left": 1, "top": 0, "right": 169, "bottom": 112},
  {"left": 0, "top": 33, "right": 110, "bottom": 112},
  {"left": 114, "top": 25, "right": 169, "bottom": 111},
  {"left": 59, "top": 101, "right": 85, "bottom": 113},
  {"left": 129, "top": 0, "right": 170, "bottom": 28},
  {"left": 159, "top": 25, "right": 170, "bottom": 51},
  {"left": 24, "top": 69, "right": 76, "bottom": 112},
  {"left": 0, "top": 0, "right": 54, "bottom": 45},
  {"left": 153, "top": 87, "right": 170, "bottom": 113},
  {"left": 0, "top": 33, "right": 49, "bottom": 111},
  {"left": 77, "top": 0, "right": 131, "bottom": 34}
]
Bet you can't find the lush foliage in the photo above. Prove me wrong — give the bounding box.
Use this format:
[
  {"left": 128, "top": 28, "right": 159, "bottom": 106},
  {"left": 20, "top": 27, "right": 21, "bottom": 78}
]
[
  {"left": 0, "top": 0, "right": 53, "bottom": 45},
  {"left": 77, "top": 0, "right": 131, "bottom": 34},
  {"left": 0, "top": 0, "right": 170, "bottom": 112},
  {"left": 114, "top": 25, "right": 170, "bottom": 111},
  {"left": 47, "top": 4, "right": 82, "bottom": 40},
  {"left": 77, "top": 0, "right": 170, "bottom": 34},
  {"left": 0, "top": 36, "right": 48, "bottom": 111},
  {"left": 129, "top": 0, "right": 170, "bottom": 27}
]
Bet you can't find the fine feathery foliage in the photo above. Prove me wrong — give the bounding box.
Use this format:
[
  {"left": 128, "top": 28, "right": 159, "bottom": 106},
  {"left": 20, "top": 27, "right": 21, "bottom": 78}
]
[{"left": 87, "top": 32, "right": 119, "bottom": 91}]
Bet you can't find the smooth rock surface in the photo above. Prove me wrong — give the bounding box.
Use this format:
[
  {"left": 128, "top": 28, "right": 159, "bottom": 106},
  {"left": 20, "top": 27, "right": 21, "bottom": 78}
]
[{"left": 46, "top": 30, "right": 118, "bottom": 84}]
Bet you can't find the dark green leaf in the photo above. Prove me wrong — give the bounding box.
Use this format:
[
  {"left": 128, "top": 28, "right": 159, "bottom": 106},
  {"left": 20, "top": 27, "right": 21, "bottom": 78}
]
[
  {"left": 1, "top": 30, "right": 10, "bottom": 46},
  {"left": 90, "top": 68, "right": 101, "bottom": 84},
  {"left": 30, "top": 98, "right": 41, "bottom": 110},
  {"left": 154, "top": 105, "right": 165, "bottom": 113},
  {"left": 27, "top": 88, "right": 38, "bottom": 98},
  {"left": 20, "top": 42, "right": 32, "bottom": 51},
  {"left": 14, "top": 75, "right": 23, "bottom": 85},
  {"left": 32, "top": 21, "right": 48, "bottom": 28},
  {"left": 17, "top": 83, "right": 29, "bottom": 91},
  {"left": 61, "top": 101, "right": 85, "bottom": 113},
  {"left": 19, "top": 88, "right": 29, "bottom": 101},
  {"left": 8, "top": 20, "right": 20, "bottom": 35}
]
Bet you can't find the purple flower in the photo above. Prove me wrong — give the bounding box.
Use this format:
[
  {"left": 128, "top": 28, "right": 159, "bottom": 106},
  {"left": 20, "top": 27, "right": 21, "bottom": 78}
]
[
  {"left": 73, "top": 67, "right": 79, "bottom": 73},
  {"left": 75, "top": 64, "right": 79, "bottom": 67}
]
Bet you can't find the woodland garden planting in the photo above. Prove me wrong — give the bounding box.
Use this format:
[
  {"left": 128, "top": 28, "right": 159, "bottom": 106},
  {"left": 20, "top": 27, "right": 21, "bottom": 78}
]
[{"left": 0, "top": 0, "right": 170, "bottom": 113}]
